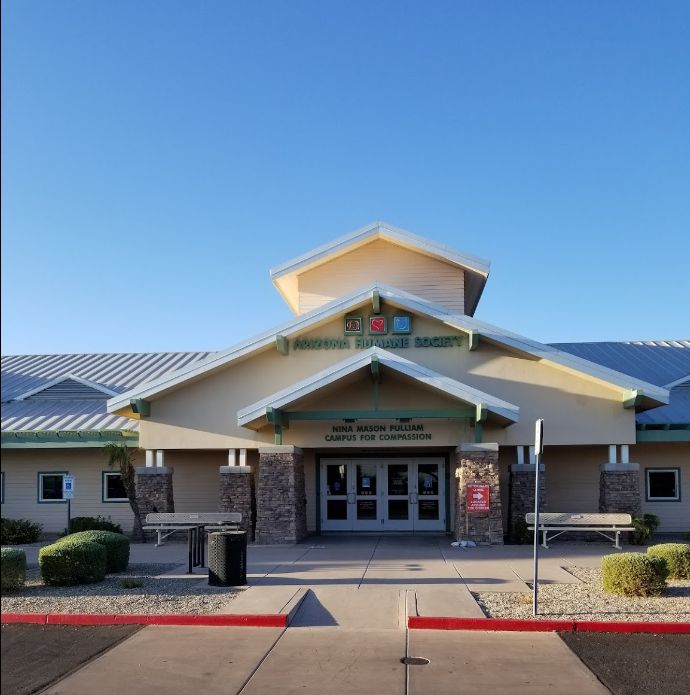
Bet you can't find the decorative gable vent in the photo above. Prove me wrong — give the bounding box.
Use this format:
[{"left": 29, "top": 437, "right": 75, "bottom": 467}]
[{"left": 15, "top": 375, "right": 119, "bottom": 402}]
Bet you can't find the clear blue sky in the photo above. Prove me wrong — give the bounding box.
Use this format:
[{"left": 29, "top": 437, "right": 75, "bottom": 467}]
[{"left": 2, "top": 1, "right": 688, "bottom": 356}]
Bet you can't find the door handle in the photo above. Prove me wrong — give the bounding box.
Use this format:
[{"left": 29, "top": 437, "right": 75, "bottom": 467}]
[
  {"left": 347, "top": 493, "right": 356, "bottom": 504},
  {"left": 410, "top": 492, "right": 418, "bottom": 505}
]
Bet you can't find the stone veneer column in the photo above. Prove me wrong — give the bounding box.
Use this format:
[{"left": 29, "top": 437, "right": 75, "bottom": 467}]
[
  {"left": 135, "top": 467, "right": 175, "bottom": 536},
  {"left": 508, "top": 464, "right": 546, "bottom": 542},
  {"left": 219, "top": 466, "right": 255, "bottom": 540},
  {"left": 255, "top": 446, "right": 307, "bottom": 544},
  {"left": 454, "top": 443, "right": 504, "bottom": 545},
  {"left": 599, "top": 463, "right": 641, "bottom": 517}
]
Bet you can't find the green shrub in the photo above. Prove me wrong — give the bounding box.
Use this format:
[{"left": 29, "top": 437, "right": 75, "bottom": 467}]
[
  {"left": 39, "top": 540, "right": 107, "bottom": 586},
  {"left": 58, "top": 531, "right": 129, "bottom": 573},
  {"left": 632, "top": 514, "right": 661, "bottom": 545},
  {"left": 118, "top": 579, "right": 143, "bottom": 589},
  {"left": 1, "top": 518, "right": 43, "bottom": 545},
  {"left": 647, "top": 543, "right": 690, "bottom": 580},
  {"left": 683, "top": 533, "right": 690, "bottom": 542},
  {"left": 61, "top": 516, "right": 123, "bottom": 536},
  {"left": 602, "top": 552, "right": 669, "bottom": 597},
  {"left": 1, "top": 547, "right": 27, "bottom": 592}
]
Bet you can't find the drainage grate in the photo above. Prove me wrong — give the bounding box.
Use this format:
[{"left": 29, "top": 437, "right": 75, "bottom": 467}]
[{"left": 401, "top": 657, "right": 430, "bottom": 666}]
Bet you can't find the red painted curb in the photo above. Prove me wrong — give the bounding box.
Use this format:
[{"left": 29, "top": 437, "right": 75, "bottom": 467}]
[
  {"left": 407, "top": 616, "right": 690, "bottom": 633},
  {"left": 2, "top": 613, "right": 287, "bottom": 628}
]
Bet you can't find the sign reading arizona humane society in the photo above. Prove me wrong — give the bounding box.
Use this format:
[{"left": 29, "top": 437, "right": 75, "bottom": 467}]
[{"left": 467, "top": 484, "right": 490, "bottom": 512}]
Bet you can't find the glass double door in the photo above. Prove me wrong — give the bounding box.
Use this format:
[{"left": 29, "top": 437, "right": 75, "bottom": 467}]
[{"left": 321, "top": 458, "right": 445, "bottom": 532}]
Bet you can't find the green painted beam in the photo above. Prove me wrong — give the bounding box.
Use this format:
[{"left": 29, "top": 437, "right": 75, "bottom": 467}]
[
  {"left": 636, "top": 429, "right": 690, "bottom": 442},
  {"left": 276, "top": 335, "right": 289, "bottom": 356},
  {"left": 274, "top": 424, "right": 283, "bottom": 445},
  {"left": 371, "top": 355, "right": 380, "bottom": 383},
  {"left": 130, "top": 398, "right": 150, "bottom": 416},
  {"left": 623, "top": 389, "right": 643, "bottom": 409},
  {"left": 474, "top": 421, "right": 483, "bottom": 443},
  {"left": 279, "top": 408, "right": 476, "bottom": 421},
  {"left": 372, "top": 290, "right": 381, "bottom": 314},
  {"left": 467, "top": 329, "right": 479, "bottom": 351},
  {"left": 475, "top": 403, "right": 488, "bottom": 422}
]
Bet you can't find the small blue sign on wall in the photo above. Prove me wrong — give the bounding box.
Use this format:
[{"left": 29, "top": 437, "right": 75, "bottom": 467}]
[{"left": 393, "top": 316, "right": 411, "bottom": 334}]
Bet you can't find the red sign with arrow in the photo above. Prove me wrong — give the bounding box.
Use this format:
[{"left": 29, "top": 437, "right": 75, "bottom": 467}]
[{"left": 467, "top": 484, "right": 490, "bottom": 512}]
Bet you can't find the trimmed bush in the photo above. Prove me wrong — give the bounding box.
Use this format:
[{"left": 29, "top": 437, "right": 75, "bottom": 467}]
[
  {"left": 1, "top": 518, "right": 43, "bottom": 545},
  {"left": 61, "top": 516, "right": 123, "bottom": 536},
  {"left": 631, "top": 513, "right": 661, "bottom": 545},
  {"left": 602, "top": 552, "right": 669, "bottom": 597},
  {"left": 1, "top": 547, "right": 27, "bottom": 592},
  {"left": 647, "top": 543, "right": 690, "bottom": 580},
  {"left": 39, "top": 540, "right": 107, "bottom": 586},
  {"left": 58, "top": 531, "right": 130, "bottom": 573}
]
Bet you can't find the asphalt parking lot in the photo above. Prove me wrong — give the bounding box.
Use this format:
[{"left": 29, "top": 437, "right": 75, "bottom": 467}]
[
  {"left": 1, "top": 624, "right": 142, "bottom": 695},
  {"left": 559, "top": 631, "right": 690, "bottom": 695}
]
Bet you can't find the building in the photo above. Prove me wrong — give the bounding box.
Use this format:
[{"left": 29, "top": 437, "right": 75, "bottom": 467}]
[{"left": 2, "top": 222, "right": 688, "bottom": 542}]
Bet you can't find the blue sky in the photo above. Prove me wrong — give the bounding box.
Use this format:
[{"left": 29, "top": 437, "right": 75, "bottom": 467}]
[{"left": 2, "top": 1, "right": 688, "bottom": 355}]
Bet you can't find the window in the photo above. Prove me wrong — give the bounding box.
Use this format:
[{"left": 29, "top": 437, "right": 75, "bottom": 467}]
[
  {"left": 646, "top": 468, "right": 681, "bottom": 502},
  {"left": 38, "top": 472, "right": 67, "bottom": 503},
  {"left": 102, "top": 472, "right": 128, "bottom": 502}
]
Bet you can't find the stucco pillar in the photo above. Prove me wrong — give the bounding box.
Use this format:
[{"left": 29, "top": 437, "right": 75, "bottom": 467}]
[
  {"left": 454, "top": 443, "right": 504, "bottom": 545},
  {"left": 135, "top": 467, "right": 175, "bottom": 537},
  {"left": 255, "top": 446, "right": 307, "bottom": 544},
  {"left": 508, "top": 463, "right": 546, "bottom": 542},
  {"left": 599, "top": 462, "right": 641, "bottom": 517},
  {"left": 219, "top": 465, "right": 255, "bottom": 539}
]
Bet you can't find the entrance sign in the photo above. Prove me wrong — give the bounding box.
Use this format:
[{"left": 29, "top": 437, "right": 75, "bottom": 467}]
[{"left": 467, "top": 484, "right": 490, "bottom": 512}]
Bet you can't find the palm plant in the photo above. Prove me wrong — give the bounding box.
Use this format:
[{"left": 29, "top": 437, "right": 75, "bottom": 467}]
[{"left": 102, "top": 442, "right": 146, "bottom": 542}]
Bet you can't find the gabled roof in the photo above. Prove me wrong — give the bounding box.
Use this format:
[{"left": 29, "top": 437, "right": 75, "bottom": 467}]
[
  {"left": 106, "top": 282, "right": 669, "bottom": 415},
  {"left": 269, "top": 221, "right": 491, "bottom": 316},
  {"left": 1, "top": 351, "right": 212, "bottom": 434},
  {"left": 237, "top": 347, "right": 520, "bottom": 428},
  {"left": 13, "top": 374, "right": 119, "bottom": 401}
]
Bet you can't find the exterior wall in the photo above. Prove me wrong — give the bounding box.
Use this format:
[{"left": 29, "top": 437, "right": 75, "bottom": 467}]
[
  {"left": 140, "top": 309, "right": 636, "bottom": 450},
  {"left": 297, "top": 238, "right": 465, "bottom": 315},
  {"left": 165, "top": 451, "right": 226, "bottom": 513},
  {"left": 544, "top": 446, "right": 606, "bottom": 513},
  {"left": 1, "top": 449, "right": 135, "bottom": 534},
  {"left": 634, "top": 442, "right": 690, "bottom": 533}
]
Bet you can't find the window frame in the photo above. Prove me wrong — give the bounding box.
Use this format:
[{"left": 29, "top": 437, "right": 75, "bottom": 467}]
[
  {"left": 102, "top": 471, "right": 129, "bottom": 503},
  {"left": 37, "top": 471, "right": 68, "bottom": 504},
  {"left": 645, "top": 467, "right": 681, "bottom": 502}
]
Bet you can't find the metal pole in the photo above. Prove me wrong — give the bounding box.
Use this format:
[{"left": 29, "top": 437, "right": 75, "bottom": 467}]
[
  {"left": 533, "top": 419, "right": 544, "bottom": 616},
  {"left": 67, "top": 499, "right": 71, "bottom": 536}
]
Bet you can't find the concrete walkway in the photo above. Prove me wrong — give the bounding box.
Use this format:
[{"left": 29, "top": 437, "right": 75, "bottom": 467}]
[{"left": 39, "top": 625, "right": 610, "bottom": 695}]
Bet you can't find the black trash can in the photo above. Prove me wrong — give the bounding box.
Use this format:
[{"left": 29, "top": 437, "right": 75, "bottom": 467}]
[{"left": 208, "top": 531, "right": 247, "bottom": 586}]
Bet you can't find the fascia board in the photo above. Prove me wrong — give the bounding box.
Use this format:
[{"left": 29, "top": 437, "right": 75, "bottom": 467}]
[
  {"left": 374, "top": 285, "right": 670, "bottom": 403},
  {"left": 237, "top": 346, "right": 519, "bottom": 427},
  {"left": 269, "top": 221, "right": 491, "bottom": 280},
  {"left": 107, "top": 282, "right": 384, "bottom": 411},
  {"left": 15, "top": 374, "right": 119, "bottom": 401},
  {"left": 108, "top": 280, "right": 669, "bottom": 412}
]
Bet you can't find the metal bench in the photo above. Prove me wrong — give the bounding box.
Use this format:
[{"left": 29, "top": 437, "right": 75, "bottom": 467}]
[
  {"left": 526, "top": 512, "right": 635, "bottom": 550},
  {"left": 143, "top": 513, "right": 242, "bottom": 573}
]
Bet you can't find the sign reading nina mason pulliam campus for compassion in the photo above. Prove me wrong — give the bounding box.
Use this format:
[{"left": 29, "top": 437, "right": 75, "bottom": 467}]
[{"left": 324, "top": 423, "right": 433, "bottom": 442}]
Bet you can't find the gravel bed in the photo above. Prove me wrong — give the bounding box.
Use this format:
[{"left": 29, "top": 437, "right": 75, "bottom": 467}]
[
  {"left": 1, "top": 563, "right": 239, "bottom": 615},
  {"left": 475, "top": 566, "right": 690, "bottom": 622}
]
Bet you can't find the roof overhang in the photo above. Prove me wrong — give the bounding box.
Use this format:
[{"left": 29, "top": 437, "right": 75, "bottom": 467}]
[
  {"left": 237, "top": 347, "right": 520, "bottom": 430},
  {"left": 269, "top": 221, "right": 491, "bottom": 316},
  {"left": 108, "top": 282, "right": 670, "bottom": 416}
]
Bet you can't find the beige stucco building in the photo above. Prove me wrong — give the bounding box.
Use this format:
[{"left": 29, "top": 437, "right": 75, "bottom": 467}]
[{"left": 2, "top": 222, "right": 688, "bottom": 541}]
